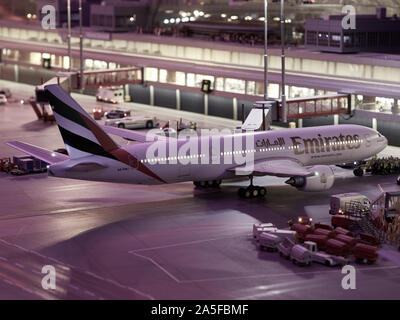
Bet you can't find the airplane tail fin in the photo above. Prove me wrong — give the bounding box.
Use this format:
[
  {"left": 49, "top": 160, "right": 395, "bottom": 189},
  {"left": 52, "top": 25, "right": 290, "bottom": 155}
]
[{"left": 45, "top": 84, "right": 120, "bottom": 160}]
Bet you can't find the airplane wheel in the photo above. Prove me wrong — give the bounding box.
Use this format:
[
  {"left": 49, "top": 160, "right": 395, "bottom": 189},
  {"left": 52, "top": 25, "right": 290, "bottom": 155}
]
[
  {"left": 199, "top": 181, "right": 207, "bottom": 188},
  {"left": 213, "top": 180, "right": 222, "bottom": 187},
  {"left": 244, "top": 188, "right": 252, "bottom": 199},
  {"left": 118, "top": 123, "right": 125, "bottom": 129},
  {"left": 238, "top": 188, "right": 245, "bottom": 198},
  {"left": 193, "top": 181, "right": 200, "bottom": 187},
  {"left": 251, "top": 187, "right": 259, "bottom": 198},
  {"left": 353, "top": 168, "right": 364, "bottom": 177},
  {"left": 146, "top": 121, "right": 154, "bottom": 129},
  {"left": 258, "top": 187, "right": 267, "bottom": 198},
  {"left": 207, "top": 181, "right": 214, "bottom": 187},
  {"left": 325, "top": 260, "right": 331, "bottom": 267}
]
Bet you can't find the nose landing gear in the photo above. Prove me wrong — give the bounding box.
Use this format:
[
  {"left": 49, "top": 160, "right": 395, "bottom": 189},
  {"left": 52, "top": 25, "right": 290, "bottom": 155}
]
[
  {"left": 353, "top": 167, "right": 364, "bottom": 177},
  {"left": 238, "top": 176, "right": 267, "bottom": 199}
]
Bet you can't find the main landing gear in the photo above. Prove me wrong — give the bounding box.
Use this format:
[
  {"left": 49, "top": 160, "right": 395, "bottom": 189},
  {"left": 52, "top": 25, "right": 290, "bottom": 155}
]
[
  {"left": 238, "top": 176, "right": 266, "bottom": 199},
  {"left": 193, "top": 180, "right": 222, "bottom": 188}
]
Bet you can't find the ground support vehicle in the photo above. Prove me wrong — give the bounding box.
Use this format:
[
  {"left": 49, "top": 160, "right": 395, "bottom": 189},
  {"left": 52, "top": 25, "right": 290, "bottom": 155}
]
[
  {"left": 330, "top": 193, "right": 370, "bottom": 216},
  {"left": 252, "top": 223, "right": 276, "bottom": 240},
  {"left": 0, "top": 157, "right": 16, "bottom": 173},
  {"left": 259, "top": 233, "right": 282, "bottom": 252},
  {"left": 302, "top": 241, "right": 348, "bottom": 267},
  {"left": 96, "top": 86, "right": 124, "bottom": 104},
  {"left": 106, "top": 116, "right": 159, "bottom": 130},
  {"left": 290, "top": 244, "right": 312, "bottom": 266},
  {"left": 10, "top": 156, "right": 48, "bottom": 175},
  {"left": 277, "top": 237, "right": 295, "bottom": 259},
  {"left": 93, "top": 106, "right": 104, "bottom": 120}
]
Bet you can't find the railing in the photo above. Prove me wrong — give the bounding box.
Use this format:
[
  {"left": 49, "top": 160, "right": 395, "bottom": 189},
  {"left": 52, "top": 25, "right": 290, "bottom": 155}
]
[{"left": 77, "top": 67, "right": 144, "bottom": 88}]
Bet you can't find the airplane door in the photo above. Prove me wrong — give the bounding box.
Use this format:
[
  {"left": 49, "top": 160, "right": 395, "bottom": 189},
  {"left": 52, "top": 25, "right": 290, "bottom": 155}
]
[
  {"left": 211, "top": 145, "right": 220, "bottom": 164},
  {"left": 365, "top": 134, "right": 372, "bottom": 148}
]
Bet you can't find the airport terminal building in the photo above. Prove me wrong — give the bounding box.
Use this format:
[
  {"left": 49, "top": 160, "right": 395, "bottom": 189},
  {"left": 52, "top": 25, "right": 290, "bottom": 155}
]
[{"left": 1, "top": 15, "right": 400, "bottom": 144}]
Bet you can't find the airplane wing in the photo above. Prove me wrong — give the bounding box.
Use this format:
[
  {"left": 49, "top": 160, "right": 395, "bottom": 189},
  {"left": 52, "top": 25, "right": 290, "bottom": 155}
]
[
  {"left": 229, "top": 158, "right": 314, "bottom": 177},
  {"left": 101, "top": 125, "right": 167, "bottom": 143},
  {"left": 6, "top": 141, "right": 69, "bottom": 165}
]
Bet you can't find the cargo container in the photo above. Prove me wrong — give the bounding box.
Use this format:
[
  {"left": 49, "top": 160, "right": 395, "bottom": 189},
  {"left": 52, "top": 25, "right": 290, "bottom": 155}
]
[
  {"left": 325, "top": 239, "right": 349, "bottom": 257},
  {"left": 19, "top": 158, "right": 34, "bottom": 172},
  {"left": 331, "top": 215, "right": 354, "bottom": 229},
  {"left": 314, "top": 228, "right": 335, "bottom": 238},
  {"left": 353, "top": 243, "right": 378, "bottom": 264},
  {"left": 359, "top": 233, "right": 380, "bottom": 246},
  {"left": 335, "top": 234, "right": 358, "bottom": 252},
  {"left": 290, "top": 223, "right": 313, "bottom": 241},
  {"left": 12, "top": 156, "right": 48, "bottom": 174},
  {"left": 314, "top": 223, "right": 333, "bottom": 231},
  {"left": 304, "top": 234, "right": 329, "bottom": 250},
  {"left": 334, "top": 227, "right": 353, "bottom": 237}
]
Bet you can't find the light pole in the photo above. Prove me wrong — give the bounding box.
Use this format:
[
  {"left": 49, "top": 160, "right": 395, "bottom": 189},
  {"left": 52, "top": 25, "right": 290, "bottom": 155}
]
[
  {"left": 79, "top": 0, "right": 84, "bottom": 91},
  {"left": 281, "top": 0, "right": 287, "bottom": 123},
  {"left": 67, "top": 0, "right": 72, "bottom": 71},
  {"left": 263, "top": 0, "right": 268, "bottom": 100}
]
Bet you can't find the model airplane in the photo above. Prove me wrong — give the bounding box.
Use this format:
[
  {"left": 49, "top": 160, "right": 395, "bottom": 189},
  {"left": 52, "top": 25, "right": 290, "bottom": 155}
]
[{"left": 6, "top": 85, "right": 388, "bottom": 198}]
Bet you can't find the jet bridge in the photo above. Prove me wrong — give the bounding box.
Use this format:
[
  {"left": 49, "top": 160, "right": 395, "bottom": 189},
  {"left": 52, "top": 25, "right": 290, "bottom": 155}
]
[
  {"left": 77, "top": 67, "right": 143, "bottom": 88},
  {"left": 278, "top": 93, "right": 351, "bottom": 121},
  {"left": 239, "top": 94, "right": 351, "bottom": 132}
]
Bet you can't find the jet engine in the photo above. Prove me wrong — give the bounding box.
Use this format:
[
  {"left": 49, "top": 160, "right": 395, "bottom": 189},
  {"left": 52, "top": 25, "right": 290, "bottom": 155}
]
[{"left": 285, "top": 165, "right": 335, "bottom": 192}]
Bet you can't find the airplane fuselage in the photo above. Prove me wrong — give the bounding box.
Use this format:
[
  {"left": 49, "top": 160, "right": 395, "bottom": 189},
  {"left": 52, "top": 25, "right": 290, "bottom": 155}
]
[{"left": 48, "top": 124, "right": 388, "bottom": 185}]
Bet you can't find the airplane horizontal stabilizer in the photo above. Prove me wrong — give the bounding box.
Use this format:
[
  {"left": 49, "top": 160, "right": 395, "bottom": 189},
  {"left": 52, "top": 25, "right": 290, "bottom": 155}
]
[{"left": 6, "top": 141, "right": 69, "bottom": 165}]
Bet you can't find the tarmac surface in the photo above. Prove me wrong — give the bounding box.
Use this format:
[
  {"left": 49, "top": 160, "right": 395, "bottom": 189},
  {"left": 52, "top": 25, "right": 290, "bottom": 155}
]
[{"left": 0, "top": 80, "right": 400, "bottom": 300}]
